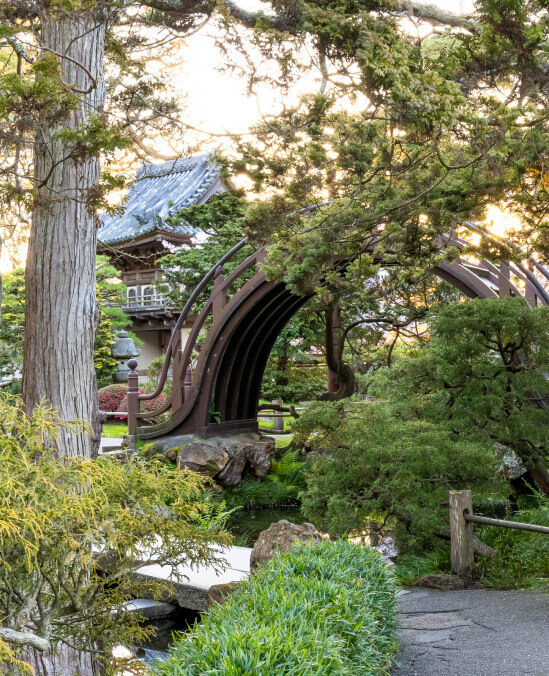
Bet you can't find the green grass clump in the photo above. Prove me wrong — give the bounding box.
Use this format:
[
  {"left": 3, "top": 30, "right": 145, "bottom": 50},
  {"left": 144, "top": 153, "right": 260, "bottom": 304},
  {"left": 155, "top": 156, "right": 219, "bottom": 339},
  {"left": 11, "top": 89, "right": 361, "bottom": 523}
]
[
  {"left": 476, "top": 497, "right": 549, "bottom": 590},
  {"left": 394, "top": 551, "right": 449, "bottom": 587},
  {"left": 101, "top": 423, "right": 127, "bottom": 438},
  {"left": 275, "top": 436, "right": 293, "bottom": 449},
  {"left": 153, "top": 540, "right": 399, "bottom": 676}
]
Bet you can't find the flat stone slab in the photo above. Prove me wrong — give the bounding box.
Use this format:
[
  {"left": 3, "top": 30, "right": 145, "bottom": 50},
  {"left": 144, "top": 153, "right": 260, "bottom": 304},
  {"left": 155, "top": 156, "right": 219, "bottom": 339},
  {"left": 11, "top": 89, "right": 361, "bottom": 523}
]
[
  {"left": 135, "top": 545, "right": 251, "bottom": 612},
  {"left": 99, "top": 437, "right": 123, "bottom": 453},
  {"left": 391, "top": 589, "right": 549, "bottom": 676},
  {"left": 121, "top": 598, "right": 176, "bottom": 619}
]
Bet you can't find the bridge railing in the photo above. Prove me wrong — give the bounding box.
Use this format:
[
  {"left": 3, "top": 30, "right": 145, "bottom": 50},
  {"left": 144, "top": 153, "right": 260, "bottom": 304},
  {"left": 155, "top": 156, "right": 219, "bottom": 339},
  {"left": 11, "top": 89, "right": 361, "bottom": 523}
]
[{"left": 126, "top": 237, "right": 258, "bottom": 436}]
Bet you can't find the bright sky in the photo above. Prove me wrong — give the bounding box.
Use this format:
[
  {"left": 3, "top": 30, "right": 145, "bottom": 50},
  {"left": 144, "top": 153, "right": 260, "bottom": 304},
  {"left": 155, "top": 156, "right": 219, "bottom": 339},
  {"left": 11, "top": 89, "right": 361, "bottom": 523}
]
[
  {"left": 168, "top": 0, "right": 514, "bottom": 239},
  {"left": 3, "top": 0, "right": 515, "bottom": 273},
  {"left": 164, "top": 0, "right": 475, "bottom": 140}
]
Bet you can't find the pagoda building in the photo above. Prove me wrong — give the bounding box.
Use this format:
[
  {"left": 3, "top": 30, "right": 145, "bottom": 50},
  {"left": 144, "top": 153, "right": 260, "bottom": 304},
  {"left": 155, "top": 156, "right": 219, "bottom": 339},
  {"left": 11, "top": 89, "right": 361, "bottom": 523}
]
[{"left": 98, "top": 154, "right": 224, "bottom": 373}]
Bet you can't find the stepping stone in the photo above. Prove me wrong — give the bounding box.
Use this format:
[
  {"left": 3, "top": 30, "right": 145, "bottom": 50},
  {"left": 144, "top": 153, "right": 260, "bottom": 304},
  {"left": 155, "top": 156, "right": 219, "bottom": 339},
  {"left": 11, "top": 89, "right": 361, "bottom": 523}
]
[{"left": 400, "top": 612, "right": 473, "bottom": 630}]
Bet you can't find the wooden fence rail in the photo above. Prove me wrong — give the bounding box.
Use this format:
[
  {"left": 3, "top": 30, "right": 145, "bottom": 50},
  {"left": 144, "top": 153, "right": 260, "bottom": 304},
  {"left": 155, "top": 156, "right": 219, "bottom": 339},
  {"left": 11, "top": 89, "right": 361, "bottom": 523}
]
[{"left": 449, "top": 490, "right": 549, "bottom": 574}]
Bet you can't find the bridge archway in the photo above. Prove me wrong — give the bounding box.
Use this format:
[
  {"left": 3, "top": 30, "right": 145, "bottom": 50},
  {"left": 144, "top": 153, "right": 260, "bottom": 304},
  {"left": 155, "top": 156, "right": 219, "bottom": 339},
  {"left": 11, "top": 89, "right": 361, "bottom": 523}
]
[{"left": 130, "top": 228, "right": 549, "bottom": 440}]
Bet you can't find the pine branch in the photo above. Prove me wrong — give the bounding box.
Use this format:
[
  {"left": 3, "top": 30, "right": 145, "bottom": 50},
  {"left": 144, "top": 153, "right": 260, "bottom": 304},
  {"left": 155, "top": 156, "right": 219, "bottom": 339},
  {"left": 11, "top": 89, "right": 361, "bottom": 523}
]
[
  {"left": 391, "top": 1, "right": 474, "bottom": 29},
  {"left": 5, "top": 37, "right": 34, "bottom": 63}
]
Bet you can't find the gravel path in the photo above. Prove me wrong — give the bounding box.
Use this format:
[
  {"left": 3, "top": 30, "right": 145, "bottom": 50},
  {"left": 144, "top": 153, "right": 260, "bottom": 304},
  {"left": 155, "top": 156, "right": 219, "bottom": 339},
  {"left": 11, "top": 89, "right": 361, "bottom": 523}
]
[{"left": 391, "top": 589, "right": 549, "bottom": 676}]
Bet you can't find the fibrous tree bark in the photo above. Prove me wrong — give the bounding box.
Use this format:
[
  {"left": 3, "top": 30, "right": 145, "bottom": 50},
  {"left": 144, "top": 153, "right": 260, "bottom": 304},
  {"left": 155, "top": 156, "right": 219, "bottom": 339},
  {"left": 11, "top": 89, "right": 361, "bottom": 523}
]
[
  {"left": 321, "top": 303, "right": 356, "bottom": 400},
  {"left": 22, "top": 9, "right": 107, "bottom": 458}
]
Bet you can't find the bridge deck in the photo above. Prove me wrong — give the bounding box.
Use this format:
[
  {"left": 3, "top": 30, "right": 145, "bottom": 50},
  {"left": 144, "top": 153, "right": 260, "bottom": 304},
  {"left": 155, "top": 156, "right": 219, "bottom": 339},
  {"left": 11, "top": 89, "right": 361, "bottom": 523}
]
[{"left": 134, "top": 545, "right": 251, "bottom": 611}]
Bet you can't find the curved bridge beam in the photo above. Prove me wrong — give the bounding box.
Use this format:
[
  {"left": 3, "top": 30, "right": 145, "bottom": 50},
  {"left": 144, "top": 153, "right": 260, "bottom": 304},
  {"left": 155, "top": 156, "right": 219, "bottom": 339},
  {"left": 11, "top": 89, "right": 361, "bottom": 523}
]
[{"left": 130, "top": 226, "right": 549, "bottom": 440}]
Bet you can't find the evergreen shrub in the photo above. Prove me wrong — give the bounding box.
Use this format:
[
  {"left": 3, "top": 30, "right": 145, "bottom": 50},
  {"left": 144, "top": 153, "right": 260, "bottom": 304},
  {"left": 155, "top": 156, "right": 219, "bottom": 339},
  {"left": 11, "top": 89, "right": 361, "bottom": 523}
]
[
  {"left": 476, "top": 495, "right": 549, "bottom": 589},
  {"left": 153, "top": 540, "right": 399, "bottom": 676},
  {"left": 261, "top": 360, "right": 326, "bottom": 402}
]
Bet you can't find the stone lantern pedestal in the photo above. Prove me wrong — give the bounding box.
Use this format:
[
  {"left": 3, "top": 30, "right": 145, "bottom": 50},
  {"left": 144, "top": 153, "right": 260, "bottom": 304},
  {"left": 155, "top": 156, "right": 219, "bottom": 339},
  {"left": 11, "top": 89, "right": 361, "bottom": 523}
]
[{"left": 111, "top": 331, "right": 140, "bottom": 383}]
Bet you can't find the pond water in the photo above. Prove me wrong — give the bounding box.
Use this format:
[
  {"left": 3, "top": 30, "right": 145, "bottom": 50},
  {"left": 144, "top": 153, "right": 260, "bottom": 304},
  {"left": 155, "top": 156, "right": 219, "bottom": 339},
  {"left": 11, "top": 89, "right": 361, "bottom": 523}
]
[
  {"left": 112, "top": 505, "right": 308, "bottom": 671},
  {"left": 227, "top": 505, "right": 307, "bottom": 546}
]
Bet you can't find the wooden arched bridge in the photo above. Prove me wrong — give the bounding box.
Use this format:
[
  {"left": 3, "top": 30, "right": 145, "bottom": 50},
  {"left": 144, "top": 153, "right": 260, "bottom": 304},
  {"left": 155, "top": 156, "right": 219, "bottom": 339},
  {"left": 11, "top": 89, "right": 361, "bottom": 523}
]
[{"left": 126, "top": 223, "right": 549, "bottom": 441}]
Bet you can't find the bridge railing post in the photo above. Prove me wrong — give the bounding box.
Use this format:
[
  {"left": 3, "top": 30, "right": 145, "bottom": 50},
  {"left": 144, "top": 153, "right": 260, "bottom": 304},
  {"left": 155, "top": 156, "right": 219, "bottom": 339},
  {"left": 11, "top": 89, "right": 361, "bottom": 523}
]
[{"left": 126, "top": 359, "right": 139, "bottom": 448}]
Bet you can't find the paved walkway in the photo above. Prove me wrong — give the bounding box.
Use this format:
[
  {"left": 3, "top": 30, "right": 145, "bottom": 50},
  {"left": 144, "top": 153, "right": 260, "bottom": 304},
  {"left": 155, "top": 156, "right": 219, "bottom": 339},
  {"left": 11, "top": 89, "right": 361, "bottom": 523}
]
[{"left": 392, "top": 589, "right": 549, "bottom": 676}]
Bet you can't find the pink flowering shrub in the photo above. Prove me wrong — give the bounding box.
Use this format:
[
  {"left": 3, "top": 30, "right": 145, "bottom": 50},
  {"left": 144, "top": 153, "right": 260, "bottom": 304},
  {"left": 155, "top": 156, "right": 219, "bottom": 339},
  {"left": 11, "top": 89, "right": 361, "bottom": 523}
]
[
  {"left": 98, "top": 384, "right": 127, "bottom": 412},
  {"left": 116, "top": 388, "right": 168, "bottom": 416},
  {"left": 98, "top": 383, "right": 168, "bottom": 421}
]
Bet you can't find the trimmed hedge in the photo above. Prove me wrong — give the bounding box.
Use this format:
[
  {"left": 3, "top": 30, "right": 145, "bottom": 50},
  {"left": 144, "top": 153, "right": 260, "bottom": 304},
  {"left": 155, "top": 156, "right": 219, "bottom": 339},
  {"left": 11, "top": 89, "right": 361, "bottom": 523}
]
[{"left": 153, "top": 540, "right": 399, "bottom": 675}]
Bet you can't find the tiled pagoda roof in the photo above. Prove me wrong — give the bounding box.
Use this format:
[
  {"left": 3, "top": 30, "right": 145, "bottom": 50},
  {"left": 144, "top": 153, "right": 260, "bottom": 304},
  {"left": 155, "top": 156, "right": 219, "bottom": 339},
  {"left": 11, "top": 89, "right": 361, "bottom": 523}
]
[{"left": 98, "top": 154, "right": 222, "bottom": 245}]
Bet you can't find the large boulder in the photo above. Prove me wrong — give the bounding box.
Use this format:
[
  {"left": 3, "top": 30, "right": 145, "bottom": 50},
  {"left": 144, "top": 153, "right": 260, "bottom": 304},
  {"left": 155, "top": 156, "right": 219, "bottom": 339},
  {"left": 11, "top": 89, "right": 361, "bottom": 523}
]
[
  {"left": 177, "top": 443, "right": 229, "bottom": 477},
  {"left": 153, "top": 434, "right": 276, "bottom": 485},
  {"left": 247, "top": 443, "right": 273, "bottom": 478},
  {"left": 208, "top": 581, "right": 240, "bottom": 607},
  {"left": 216, "top": 445, "right": 248, "bottom": 486},
  {"left": 216, "top": 439, "right": 276, "bottom": 486},
  {"left": 250, "top": 519, "right": 321, "bottom": 570}
]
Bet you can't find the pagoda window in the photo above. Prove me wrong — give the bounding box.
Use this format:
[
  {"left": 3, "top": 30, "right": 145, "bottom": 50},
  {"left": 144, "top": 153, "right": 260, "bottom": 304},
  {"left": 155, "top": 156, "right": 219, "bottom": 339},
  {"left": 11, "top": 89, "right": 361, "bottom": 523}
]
[
  {"left": 142, "top": 285, "right": 154, "bottom": 306},
  {"left": 127, "top": 287, "right": 137, "bottom": 306}
]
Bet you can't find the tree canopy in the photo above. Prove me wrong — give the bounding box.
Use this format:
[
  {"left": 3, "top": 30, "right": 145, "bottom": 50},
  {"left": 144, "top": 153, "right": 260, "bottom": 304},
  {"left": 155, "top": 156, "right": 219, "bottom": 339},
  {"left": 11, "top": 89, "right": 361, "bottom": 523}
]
[
  {"left": 0, "top": 0, "right": 547, "bottom": 456},
  {"left": 373, "top": 296, "right": 549, "bottom": 495}
]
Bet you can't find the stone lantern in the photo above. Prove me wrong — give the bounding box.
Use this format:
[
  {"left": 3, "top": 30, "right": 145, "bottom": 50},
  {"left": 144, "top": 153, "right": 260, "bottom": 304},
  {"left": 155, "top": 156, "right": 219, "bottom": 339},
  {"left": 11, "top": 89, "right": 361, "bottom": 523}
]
[{"left": 111, "top": 330, "right": 140, "bottom": 383}]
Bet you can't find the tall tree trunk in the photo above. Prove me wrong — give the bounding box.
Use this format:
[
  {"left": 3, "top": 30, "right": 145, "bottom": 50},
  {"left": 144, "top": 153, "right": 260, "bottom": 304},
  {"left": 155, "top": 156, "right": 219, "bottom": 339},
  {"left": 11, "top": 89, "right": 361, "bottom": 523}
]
[
  {"left": 523, "top": 456, "right": 549, "bottom": 498},
  {"left": 321, "top": 303, "right": 355, "bottom": 400},
  {"left": 22, "top": 10, "right": 106, "bottom": 458},
  {"left": 276, "top": 348, "right": 289, "bottom": 387},
  {"left": 326, "top": 303, "right": 342, "bottom": 394},
  {"left": 22, "top": 644, "right": 103, "bottom": 676}
]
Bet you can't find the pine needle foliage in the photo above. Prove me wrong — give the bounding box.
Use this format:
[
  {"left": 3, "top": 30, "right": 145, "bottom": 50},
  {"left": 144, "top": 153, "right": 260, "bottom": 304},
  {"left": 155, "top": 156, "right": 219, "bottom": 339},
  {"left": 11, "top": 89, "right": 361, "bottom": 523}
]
[
  {"left": 0, "top": 396, "right": 231, "bottom": 673},
  {"left": 372, "top": 297, "right": 549, "bottom": 496},
  {"left": 296, "top": 400, "right": 499, "bottom": 554},
  {"left": 153, "top": 540, "right": 399, "bottom": 676}
]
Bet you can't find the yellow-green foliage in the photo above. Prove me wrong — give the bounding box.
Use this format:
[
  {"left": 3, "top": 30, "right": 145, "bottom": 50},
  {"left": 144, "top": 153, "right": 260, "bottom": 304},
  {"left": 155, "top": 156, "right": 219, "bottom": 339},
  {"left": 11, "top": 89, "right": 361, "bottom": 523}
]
[{"left": 0, "top": 396, "right": 231, "bottom": 672}]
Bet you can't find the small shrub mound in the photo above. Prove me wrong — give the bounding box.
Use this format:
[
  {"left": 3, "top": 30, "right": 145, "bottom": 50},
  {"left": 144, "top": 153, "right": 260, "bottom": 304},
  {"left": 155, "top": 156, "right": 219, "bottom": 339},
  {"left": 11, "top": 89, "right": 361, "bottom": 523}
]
[
  {"left": 154, "top": 540, "right": 399, "bottom": 676},
  {"left": 98, "top": 383, "right": 127, "bottom": 412}
]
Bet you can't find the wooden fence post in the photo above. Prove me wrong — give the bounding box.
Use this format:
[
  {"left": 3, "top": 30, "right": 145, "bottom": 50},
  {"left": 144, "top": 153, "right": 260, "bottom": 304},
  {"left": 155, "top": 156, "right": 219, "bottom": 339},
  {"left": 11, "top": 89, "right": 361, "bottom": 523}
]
[
  {"left": 450, "top": 489, "right": 474, "bottom": 575},
  {"left": 272, "top": 399, "right": 284, "bottom": 432}
]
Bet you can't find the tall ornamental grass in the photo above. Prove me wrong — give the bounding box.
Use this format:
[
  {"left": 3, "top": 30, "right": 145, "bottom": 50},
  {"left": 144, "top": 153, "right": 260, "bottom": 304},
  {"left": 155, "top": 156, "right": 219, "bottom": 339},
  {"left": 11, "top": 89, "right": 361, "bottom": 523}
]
[{"left": 153, "top": 540, "right": 399, "bottom": 676}]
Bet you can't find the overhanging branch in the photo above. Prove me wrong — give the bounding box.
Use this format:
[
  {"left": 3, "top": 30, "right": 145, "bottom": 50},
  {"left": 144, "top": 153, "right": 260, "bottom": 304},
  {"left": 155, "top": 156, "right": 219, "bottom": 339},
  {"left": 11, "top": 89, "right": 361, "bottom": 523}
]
[
  {"left": 0, "top": 627, "right": 51, "bottom": 652},
  {"left": 392, "top": 1, "right": 474, "bottom": 29},
  {"left": 139, "top": 0, "right": 474, "bottom": 33}
]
